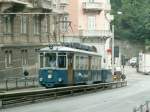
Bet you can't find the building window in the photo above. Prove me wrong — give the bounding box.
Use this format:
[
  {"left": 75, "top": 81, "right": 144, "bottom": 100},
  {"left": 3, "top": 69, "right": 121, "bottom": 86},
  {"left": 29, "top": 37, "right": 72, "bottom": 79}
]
[
  {"left": 61, "top": 16, "right": 69, "bottom": 32},
  {"left": 33, "top": 15, "right": 40, "bottom": 35},
  {"left": 88, "top": 0, "right": 94, "bottom": 2},
  {"left": 4, "top": 16, "right": 11, "bottom": 34},
  {"left": 45, "top": 16, "right": 48, "bottom": 33},
  {"left": 21, "top": 16, "right": 27, "bottom": 34},
  {"left": 41, "top": 16, "right": 48, "bottom": 34},
  {"left": 88, "top": 16, "right": 96, "bottom": 30},
  {"left": 5, "top": 50, "right": 12, "bottom": 68},
  {"left": 21, "top": 49, "right": 28, "bottom": 65}
]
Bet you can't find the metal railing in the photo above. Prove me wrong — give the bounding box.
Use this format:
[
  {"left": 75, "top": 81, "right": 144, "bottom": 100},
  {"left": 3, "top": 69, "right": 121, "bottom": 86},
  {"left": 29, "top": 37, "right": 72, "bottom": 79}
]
[
  {"left": 133, "top": 101, "right": 150, "bottom": 112},
  {"left": 80, "top": 30, "right": 112, "bottom": 37},
  {"left": 0, "top": 81, "right": 127, "bottom": 108},
  {"left": 36, "top": 0, "right": 52, "bottom": 9},
  {"left": 0, "top": 77, "right": 39, "bottom": 91},
  {"left": 82, "top": 2, "right": 103, "bottom": 11},
  {"left": 60, "top": 0, "right": 68, "bottom": 5}
]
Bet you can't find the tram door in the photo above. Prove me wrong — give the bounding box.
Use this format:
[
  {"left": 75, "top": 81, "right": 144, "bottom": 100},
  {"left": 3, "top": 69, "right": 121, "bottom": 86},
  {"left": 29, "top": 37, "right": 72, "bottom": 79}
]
[
  {"left": 68, "top": 53, "right": 74, "bottom": 84},
  {"left": 88, "top": 56, "right": 92, "bottom": 82}
]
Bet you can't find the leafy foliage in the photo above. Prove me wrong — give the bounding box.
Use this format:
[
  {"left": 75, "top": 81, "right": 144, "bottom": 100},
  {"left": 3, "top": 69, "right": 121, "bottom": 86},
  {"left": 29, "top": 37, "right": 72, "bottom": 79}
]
[{"left": 111, "top": 0, "right": 150, "bottom": 44}]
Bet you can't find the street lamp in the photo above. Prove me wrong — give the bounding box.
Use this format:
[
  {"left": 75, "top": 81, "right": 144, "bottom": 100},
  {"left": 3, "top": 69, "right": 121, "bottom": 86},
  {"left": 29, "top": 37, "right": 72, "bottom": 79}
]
[
  {"left": 111, "top": 11, "right": 123, "bottom": 76},
  {"left": 104, "top": 12, "right": 115, "bottom": 74},
  {"left": 112, "top": 25, "right": 115, "bottom": 75}
]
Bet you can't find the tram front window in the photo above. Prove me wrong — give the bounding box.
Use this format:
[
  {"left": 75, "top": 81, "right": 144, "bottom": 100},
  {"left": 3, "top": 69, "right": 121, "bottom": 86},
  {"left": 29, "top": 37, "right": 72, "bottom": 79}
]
[
  {"left": 58, "top": 54, "right": 66, "bottom": 68},
  {"left": 45, "top": 53, "right": 56, "bottom": 67}
]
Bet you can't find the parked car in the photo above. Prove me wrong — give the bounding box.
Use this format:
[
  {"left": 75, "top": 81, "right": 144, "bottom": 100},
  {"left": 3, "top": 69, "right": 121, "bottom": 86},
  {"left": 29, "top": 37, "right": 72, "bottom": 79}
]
[{"left": 129, "top": 57, "right": 137, "bottom": 67}]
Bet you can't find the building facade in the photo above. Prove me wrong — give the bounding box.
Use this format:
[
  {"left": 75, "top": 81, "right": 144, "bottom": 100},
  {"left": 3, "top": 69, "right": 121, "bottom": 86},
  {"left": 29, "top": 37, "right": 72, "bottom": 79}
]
[
  {"left": 65, "top": 0, "right": 113, "bottom": 68},
  {"left": 0, "top": 0, "right": 68, "bottom": 79}
]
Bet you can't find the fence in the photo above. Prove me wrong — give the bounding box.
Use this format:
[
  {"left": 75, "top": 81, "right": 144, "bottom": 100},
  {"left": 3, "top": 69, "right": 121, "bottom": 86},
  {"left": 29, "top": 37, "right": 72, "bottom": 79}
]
[
  {"left": 133, "top": 101, "right": 150, "bottom": 112},
  {"left": 0, "top": 81, "right": 127, "bottom": 108},
  {"left": 0, "top": 77, "right": 39, "bottom": 91}
]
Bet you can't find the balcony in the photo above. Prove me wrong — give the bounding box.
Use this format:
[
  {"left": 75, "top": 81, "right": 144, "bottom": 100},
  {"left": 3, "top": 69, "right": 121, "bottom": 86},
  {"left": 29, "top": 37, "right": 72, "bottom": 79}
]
[
  {"left": 0, "top": 0, "right": 28, "bottom": 4},
  {"left": 82, "top": 2, "right": 103, "bottom": 12},
  {"left": 34, "top": 0, "right": 52, "bottom": 10},
  {"left": 52, "top": 5, "right": 68, "bottom": 14},
  {"left": 0, "top": 0, "right": 29, "bottom": 12},
  {"left": 80, "top": 30, "right": 112, "bottom": 38},
  {"left": 60, "top": 0, "right": 68, "bottom": 5}
]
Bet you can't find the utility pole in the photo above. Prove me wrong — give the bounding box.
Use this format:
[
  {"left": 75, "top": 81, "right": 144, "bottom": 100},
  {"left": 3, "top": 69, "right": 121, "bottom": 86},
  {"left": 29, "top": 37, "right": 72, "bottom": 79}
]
[{"left": 112, "top": 25, "right": 115, "bottom": 75}]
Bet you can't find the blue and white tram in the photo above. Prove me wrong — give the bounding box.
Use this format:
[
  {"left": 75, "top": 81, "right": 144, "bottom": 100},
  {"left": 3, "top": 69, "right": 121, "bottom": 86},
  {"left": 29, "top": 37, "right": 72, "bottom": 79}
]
[{"left": 38, "top": 44, "right": 112, "bottom": 88}]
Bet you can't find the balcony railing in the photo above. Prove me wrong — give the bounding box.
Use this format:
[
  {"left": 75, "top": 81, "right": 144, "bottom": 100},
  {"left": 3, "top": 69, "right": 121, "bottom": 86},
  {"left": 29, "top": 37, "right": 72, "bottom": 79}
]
[
  {"left": 60, "top": 0, "right": 68, "bottom": 5},
  {"left": 80, "top": 30, "right": 112, "bottom": 37},
  {"left": 82, "top": 2, "right": 103, "bottom": 11},
  {"left": 0, "top": 0, "right": 30, "bottom": 12},
  {"left": 34, "top": 0, "right": 52, "bottom": 10},
  {"left": 52, "top": 5, "right": 68, "bottom": 14}
]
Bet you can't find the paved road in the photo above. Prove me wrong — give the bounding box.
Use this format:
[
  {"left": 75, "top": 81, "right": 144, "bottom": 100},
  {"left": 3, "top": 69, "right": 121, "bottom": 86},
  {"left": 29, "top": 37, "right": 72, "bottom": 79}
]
[{"left": 2, "top": 66, "right": 150, "bottom": 112}]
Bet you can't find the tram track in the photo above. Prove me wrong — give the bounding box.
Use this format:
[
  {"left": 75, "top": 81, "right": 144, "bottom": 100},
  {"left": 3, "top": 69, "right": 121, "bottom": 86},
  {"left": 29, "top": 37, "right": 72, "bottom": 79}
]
[{"left": 0, "top": 81, "right": 127, "bottom": 109}]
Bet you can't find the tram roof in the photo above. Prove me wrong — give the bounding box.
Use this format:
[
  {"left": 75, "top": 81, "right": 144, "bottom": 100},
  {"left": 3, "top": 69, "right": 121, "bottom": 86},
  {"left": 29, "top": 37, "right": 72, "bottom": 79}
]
[{"left": 40, "top": 46, "right": 101, "bottom": 56}]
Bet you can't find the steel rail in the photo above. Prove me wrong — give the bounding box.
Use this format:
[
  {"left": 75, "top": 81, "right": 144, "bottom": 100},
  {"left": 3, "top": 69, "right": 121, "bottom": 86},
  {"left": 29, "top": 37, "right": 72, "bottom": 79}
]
[{"left": 0, "top": 81, "right": 127, "bottom": 108}]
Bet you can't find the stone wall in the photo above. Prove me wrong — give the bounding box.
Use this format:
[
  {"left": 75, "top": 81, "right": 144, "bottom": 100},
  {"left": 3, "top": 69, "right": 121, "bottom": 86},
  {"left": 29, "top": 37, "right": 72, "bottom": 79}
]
[
  {"left": 0, "top": 46, "right": 40, "bottom": 79},
  {"left": 115, "top": 39, "right": 144, "bottom": 59}
]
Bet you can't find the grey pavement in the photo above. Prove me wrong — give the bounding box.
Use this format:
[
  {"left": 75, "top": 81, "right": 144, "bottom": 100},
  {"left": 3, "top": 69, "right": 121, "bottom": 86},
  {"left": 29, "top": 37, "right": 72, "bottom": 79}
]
[
  {"left": 2, "top": 66, "right": 150, "bottom": 112},
  {"left": 0, "top": 78, "right": 39, "bottom": 92}
]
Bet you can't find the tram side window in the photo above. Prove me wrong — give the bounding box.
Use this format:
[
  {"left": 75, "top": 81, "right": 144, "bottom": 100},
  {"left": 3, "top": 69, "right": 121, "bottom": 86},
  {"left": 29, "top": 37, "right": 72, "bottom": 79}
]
[
  {"left": 96, "top": 57, "right": 98, "bottom": 69},
  {"left": 92, "top": 57, "right": 96, "bottom": 70},
  {"left": 94, "top": 58, "right": 96, "bottom": 70},
  {"left": 76, "top": 56, "right": 79, "bottom": 69},
  {"left": 81, "top": 56, "right": 87, "bottom": 70},
  {"left": 91, "top": 57, "right": 94, "bottom": 69},
  {"left": 94, "top": 57, "right": 96, "bottom": 69},
  {"left": 85, "top": 57, "right": 88, "bottom": 70},
  {"left": 80, "top": 56, "right": 84, "bottom": 69},
  {"left": 58, "top": 55, "right": 66, "bottom": 68},
  {"left": 97, "top": 57, "right": 99, "bottom": 69},
  {"left": 83, "top": 57, "right": 85, "bottom": 69},
  {"left": 40, "top": 53, "right": 44, "bottom": 68},
  {"left": 95, "top": 57, "right": 97, "bottom": 69},
  {"left": 97, "top": 57, "right": 100, "bottom": 69},
  {"left": 83, "top": 56, "right": 88, "bottom": 70},
  {"left": 45, "top": 53, "right": 56, "bottom": 67},
  {"left": 97, "top": 57, "right": 101, "bottom": 70},
  {"left": 99, "top": 57, "right": 101, "bottom": 69}
]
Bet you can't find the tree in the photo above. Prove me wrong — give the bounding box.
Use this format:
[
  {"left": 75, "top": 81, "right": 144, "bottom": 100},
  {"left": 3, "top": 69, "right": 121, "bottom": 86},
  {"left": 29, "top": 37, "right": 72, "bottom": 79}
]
[{"left": 111, "top": 0, "right": 150, "bottom": 45}]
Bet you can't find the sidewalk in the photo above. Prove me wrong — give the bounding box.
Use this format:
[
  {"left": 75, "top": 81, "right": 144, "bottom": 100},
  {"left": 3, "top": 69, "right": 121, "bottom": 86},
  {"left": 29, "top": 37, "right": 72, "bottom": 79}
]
[
  {"left": 0, "top": 77, "right": 39, "bottom": 92},
  {"left": 0, "top": 86, "right": 45, "bottom": 95}
]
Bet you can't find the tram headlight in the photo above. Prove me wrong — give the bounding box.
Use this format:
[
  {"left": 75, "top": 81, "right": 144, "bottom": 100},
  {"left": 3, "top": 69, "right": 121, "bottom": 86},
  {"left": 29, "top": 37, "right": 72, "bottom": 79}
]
[
  {"left": 58, "top": 78, "right": 62, "bottom": 82},
  {"left": 47, "top": 70, "right": 53, "bottom": 79},
  {"left": 39, "top": 78, "right": 43, "bottom": 81},
  {"left": 48, "top": 74, "right": 52, "bottom": 79}
]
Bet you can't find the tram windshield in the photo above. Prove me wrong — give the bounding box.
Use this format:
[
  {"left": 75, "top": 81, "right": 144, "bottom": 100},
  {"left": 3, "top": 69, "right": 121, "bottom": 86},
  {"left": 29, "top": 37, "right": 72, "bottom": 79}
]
[
  {"left": 40, "top": 52, "right": 67, "bottom": 68},
  {"left": 58, "top": 53, "right": 66, "bottom": 68},
  {"left": 45, "top": 53, "right": 57, "bottom": 68}
]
